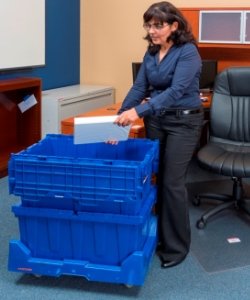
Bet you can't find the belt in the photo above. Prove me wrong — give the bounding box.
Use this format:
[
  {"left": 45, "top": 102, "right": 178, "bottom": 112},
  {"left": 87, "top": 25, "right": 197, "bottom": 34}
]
[{"left": 159, "top": 107, "right": 203, "bottom": 117}]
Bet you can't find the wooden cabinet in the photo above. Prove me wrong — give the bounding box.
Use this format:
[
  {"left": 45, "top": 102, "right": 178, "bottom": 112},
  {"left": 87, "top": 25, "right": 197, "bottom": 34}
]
[
  {"left": 0, "top": 77, "right": 41, "bottom": 178},
  {"left": 180, "top": 7, "right": 250, "bottom": 48},
  {"left": 244, "top": 11, "right": 250, "bottom": 43},
  {"left": 180, "top": 7, "right": 250, "bottom": 72},
  {"left": 180, "top": 9, "right": 199, "bottom": 41},
  {"left": 199, "top": 11, "right": 243, "bottom": 44},
  {"left": 199, "top": 10, "right": 250, "bottom": 44}
]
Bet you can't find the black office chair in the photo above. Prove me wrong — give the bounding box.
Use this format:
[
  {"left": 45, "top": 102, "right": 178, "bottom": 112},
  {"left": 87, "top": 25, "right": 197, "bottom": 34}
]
[{"left": 193, "top": 66, "right": 250, "bottom": 229}]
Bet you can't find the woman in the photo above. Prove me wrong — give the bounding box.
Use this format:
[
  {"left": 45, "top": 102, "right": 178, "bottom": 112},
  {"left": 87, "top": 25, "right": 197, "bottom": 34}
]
[{"left": 113, "top": 2, "right": 204, "bottom": 268}]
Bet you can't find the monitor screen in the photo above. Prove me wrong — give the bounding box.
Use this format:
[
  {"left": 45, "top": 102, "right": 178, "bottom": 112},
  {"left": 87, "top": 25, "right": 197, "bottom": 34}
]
[
  {"left": 132, "top": 62, "right": 142, "bottom": 83},
  {"left": 199, "top": 60, "right": 218, "bottom": 91}
]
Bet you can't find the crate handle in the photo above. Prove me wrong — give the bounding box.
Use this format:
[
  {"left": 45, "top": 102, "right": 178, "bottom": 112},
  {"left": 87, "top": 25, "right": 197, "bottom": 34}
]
[
  {"left": 37, "top": 156, "right": 47, "bottom": 161},
  {"left": 46, "top": 191, "right": 74, "bottom": 199}
]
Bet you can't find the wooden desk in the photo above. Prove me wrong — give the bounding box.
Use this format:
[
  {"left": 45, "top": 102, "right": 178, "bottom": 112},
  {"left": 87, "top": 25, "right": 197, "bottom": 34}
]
[
  {"left": 201, "top": 95, "right": 211, "bottom": 110},
  {"left": 61, "top": 97, "right": 212, "bottom": 138},
  {"left": 61, "top": 102, "right": 145, "bottom": 138}
]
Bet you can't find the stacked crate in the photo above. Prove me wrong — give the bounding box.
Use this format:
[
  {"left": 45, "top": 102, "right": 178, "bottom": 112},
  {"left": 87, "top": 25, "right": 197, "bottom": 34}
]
[{"left": 8, "top": 134, "right": 159, "bottom": 286}]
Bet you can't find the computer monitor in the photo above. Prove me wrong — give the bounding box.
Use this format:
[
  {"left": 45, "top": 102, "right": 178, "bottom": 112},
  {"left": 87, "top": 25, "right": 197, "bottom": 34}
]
[
  {"left": 132, "top": 62, "right": 152, "bottom": 98},
  {"left": 199, "top": 60, "right": 218, "bottom": 93},
  {"left": 132, "top": 62, "right": 142, "bottom": 83}
]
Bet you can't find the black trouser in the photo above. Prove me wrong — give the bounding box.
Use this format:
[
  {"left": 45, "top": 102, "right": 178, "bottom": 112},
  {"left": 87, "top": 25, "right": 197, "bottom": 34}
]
[{"left": 144, "top": 109, "right": 204, "bottom": 261}]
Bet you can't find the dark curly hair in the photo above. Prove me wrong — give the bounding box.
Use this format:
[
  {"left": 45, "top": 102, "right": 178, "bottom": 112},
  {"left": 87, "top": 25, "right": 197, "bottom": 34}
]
[{"left": 143, "top": 1, "right": 197, "bottom": 55}]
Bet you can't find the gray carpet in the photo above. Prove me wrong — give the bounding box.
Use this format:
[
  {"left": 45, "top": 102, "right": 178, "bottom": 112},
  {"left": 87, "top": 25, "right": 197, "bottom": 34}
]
[{"left": 187, "top": 179, "right": 250, "bottom": 273}]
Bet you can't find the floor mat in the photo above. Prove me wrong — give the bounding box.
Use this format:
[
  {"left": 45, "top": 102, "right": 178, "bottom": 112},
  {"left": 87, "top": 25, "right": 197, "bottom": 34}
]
[{"left": 187, "top": 179, "right": 250, "bottom": 273}]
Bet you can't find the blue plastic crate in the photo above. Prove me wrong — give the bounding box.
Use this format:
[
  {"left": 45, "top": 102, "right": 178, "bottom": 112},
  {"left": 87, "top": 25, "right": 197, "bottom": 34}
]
[
  {"left": 10, "top": 187, "right": 157, "bottom": 266},
  {"left": 8, "top": 215, "right": 157, "bottom": 286},
  {"left": 21, "top": 187, "right": 157, "bottom": 215},
  {"left": 8, "top": 134, "right": 159, "bottom": 213}
]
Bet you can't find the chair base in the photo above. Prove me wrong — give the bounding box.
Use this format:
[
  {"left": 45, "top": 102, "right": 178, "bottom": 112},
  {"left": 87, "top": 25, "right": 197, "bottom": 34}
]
[{"left": 193, "top": 177, "right": 250, "bottom": 229}]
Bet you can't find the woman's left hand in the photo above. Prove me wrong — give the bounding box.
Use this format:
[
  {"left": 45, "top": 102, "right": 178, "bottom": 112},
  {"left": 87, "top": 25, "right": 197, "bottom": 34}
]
[{"left": 114, "top": 108, "right": 139, "bottom": 126}]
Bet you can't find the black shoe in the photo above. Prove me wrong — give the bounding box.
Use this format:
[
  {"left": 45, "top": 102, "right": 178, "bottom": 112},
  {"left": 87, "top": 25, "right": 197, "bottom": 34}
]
[
  {"left": 161, "top": 257, "right": 186, "bottom": 269},
  {"left": 156, "top": 242, "right": 162, "bottom": 252}
]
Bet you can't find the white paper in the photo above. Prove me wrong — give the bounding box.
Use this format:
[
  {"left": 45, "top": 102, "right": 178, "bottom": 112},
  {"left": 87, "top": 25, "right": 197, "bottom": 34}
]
[
  {"left": 74, "top": 115, "right": 131, "bottom": 144},
  {"left": 18, "top": 94, "right": 37, "bottom": 113},
  {"left": 227, "top": 237, "right": 241, "bottom": 243}
]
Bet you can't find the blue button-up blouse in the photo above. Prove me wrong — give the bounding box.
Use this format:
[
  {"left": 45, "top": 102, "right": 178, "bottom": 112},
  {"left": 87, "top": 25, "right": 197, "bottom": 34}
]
[{"left": 118, "top": 42, "right": 202, "bottom": 118}]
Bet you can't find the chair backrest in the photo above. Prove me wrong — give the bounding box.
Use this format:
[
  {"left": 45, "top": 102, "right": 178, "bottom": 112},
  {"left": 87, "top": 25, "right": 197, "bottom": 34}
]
[{"left": 210, "top": 67, "right": 250, "bottom": 144}]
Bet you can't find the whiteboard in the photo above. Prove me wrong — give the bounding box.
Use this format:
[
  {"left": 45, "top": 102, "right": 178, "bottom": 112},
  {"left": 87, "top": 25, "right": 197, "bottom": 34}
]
[{"left": 0, "top": 0, "right": 45, "bottom": 72}]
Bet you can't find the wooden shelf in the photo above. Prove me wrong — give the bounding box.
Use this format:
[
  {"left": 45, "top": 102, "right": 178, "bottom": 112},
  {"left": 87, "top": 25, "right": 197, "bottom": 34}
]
[
  {"left": 198, "top": 43, "right": 250, "bottom": 49},
  {"left": 0, "top": 77, "right": 42, "bottom": 178}
]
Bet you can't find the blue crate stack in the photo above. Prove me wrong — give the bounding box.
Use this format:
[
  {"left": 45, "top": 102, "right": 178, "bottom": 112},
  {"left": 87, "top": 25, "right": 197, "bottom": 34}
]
[{"left": 8, "top": 134, "right": 159, "bottom": 286}]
